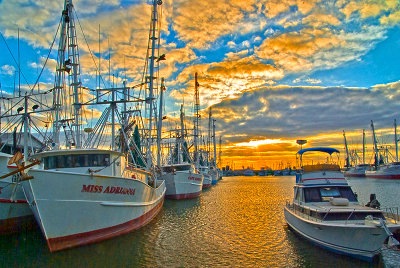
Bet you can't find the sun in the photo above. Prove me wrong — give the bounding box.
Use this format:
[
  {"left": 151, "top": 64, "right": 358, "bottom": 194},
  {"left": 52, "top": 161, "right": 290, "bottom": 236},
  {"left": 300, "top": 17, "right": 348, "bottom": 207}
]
[{"left": 234, "top": 138, "right": 287, "bottom": 148}]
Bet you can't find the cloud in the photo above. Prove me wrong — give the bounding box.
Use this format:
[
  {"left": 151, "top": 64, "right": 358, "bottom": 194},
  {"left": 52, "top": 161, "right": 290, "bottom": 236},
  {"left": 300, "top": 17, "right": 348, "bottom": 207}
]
[
  {"left": 256, "top": 25, "right": 387, "bottom": 73},
  {"left": 171, "top": 0, "right": 258, "bottom": 48},
  {"left": 169, "top": 57, "right": 284, "bottom": 108},
  {"left": 302, "top": 12, "right": 341, "bottom": 27},
  {"left": 339, "top": 0, "right": 399, "bottom": 20},
  {"left": 0, "top": 65, "right": 16, "bottom": 76},
  {"left": 212, "top": 81, "right": 400, "bottom": 144}
]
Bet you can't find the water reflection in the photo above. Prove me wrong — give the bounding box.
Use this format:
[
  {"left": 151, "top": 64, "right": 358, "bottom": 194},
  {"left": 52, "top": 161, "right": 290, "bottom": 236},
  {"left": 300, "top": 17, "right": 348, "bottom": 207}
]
[{"left": 0, "top": 176, "right": 399, "bottom": 267}]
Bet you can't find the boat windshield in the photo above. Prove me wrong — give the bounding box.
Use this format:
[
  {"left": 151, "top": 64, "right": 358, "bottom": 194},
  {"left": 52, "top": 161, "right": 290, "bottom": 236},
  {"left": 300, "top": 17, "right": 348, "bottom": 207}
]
[
  {"left": 162, "top": 165, "right": 191, "bottom": 172},
  {"left": 304, "top": 186, "right": 357, "bottom": 202},
  {"left": 43, "top": 154, "right": 110, "bottom": 169}
]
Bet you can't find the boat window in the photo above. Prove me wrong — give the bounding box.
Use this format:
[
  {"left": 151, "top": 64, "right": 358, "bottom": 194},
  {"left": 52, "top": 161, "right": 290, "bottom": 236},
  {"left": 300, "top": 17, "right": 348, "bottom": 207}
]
[
  {"left": 304, "top": 188, "right": 321, "bottom": 202},
  {"left": 43, "top": 154, "right": 110, "bottom": 169},
  {"left": 65, "top": 155, "right": 73, "bottom": 168},
  {"left": 320, "top": 187, "right": 341, "bottom": 201},
  {"left": 175, "top": 165, "right": 191, "bottom": 171},
  {"left": 338, "top": 187, "right": 358, "bottom": 202},
  {"left": 45, "top": 156, "right": 57, "bottom": 169},
  {"left": 162, "top": 166, "right": 174, "bottom": 173},
  {"left": 56, "top": 155, "right": 66, "bottom": 168},
  {"left": 303, "top": 186, "right": 358, "bottom": 202},
  {"left": 295, "top": 188, "right": 302, "bottom": 202}
]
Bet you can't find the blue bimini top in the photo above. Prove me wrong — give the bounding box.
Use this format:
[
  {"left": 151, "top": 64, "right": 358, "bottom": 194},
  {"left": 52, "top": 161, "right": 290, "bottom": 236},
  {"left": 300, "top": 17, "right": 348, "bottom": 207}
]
[{"left": 297, "top": 147, "right": 340, "bottom": 155}]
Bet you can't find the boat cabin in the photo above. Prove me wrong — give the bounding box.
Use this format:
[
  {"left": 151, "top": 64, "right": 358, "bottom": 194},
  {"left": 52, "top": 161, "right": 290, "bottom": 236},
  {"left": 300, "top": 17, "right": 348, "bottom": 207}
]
[
  {"left": 292, "top": 185, "right": 386, "bottom": 221},
  {"left": 33, "top": 149, "right": 123, "bottom": 177}
]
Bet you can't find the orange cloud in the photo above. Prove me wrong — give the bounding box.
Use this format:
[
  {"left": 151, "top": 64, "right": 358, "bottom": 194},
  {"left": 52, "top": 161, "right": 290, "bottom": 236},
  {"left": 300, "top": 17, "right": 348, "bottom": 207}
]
[
  {"left": 172, "top": 0, "right": 257, "bottom": 48},
  {"left": 339, "top": 0, "right": 399, "bottom": 20}
]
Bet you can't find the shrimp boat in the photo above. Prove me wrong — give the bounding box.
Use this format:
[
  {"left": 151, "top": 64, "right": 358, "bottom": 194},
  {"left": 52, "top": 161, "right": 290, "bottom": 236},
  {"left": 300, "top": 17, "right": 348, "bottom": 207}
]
[
  {"left": 343, "top": 130, "right": 369, "bottom": 177},
  {"left": 161, "top": 105, "right": 203, "bottom": 199},
  {"left": 192, "top": 73, "right": 211, "bottom": 190},
  {"left": 365, "top": 162, "right": 400, "bottom": 179},
  {"left": 0, "top": 152, "right": 36, "bottom": 233},
  {"left": 284, "top": 147, "right": 400, "bottom": 261},
  {"left": 199, "top": 166, "right": 212, "bottom": 189},
  {"left": 22, "top": 0, "right": 166, "bottom": 251},
  {"left": 162, "top": 163, "right": 203, "bottom": 199},
  {"left": 344, "top": 164, "right": 370, "bottom": 177},
  {"left": 24, "top": 149, "right": 165, "bottom": 252},
  {"left": 366, "top": 120, "right": 400, "bottom": 179},
  {"left": 0, "top": 91, "right": 53, "bottom": 233}
]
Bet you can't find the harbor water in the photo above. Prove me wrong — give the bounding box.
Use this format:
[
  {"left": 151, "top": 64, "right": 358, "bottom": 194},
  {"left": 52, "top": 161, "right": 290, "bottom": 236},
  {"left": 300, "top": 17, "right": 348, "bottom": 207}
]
[{"left": 1, "top": 176, "right": 400, "bottom": 267}]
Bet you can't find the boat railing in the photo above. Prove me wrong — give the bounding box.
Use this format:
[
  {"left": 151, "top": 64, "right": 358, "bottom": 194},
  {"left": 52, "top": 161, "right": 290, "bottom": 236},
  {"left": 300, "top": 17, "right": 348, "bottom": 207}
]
[
  {"left": 286, "top": 201, "right": 322, "bottom": 222},
  {"left": 382, "top": 207, "right": 400, "bottom": 223},
  {"left": 286, "top": 201, "right": 380, "bottom": 224}
]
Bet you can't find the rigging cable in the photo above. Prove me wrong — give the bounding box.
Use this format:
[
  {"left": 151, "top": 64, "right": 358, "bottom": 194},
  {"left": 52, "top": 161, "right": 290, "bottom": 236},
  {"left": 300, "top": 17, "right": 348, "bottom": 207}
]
[{"left": 0, "top": 31, "right": 32, "bottom": 91}]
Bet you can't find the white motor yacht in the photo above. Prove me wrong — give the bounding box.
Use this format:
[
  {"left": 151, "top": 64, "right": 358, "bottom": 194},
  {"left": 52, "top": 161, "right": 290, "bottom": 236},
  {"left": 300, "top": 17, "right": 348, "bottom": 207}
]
[{"left": 284, "top": 147, "right": 400, "bottom": 262}]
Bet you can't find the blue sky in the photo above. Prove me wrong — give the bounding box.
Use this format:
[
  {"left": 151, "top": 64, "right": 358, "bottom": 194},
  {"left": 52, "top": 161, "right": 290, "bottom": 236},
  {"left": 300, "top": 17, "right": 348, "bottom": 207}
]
[{"left": 1, "top": 0, "right": 400, "bottom": 167}]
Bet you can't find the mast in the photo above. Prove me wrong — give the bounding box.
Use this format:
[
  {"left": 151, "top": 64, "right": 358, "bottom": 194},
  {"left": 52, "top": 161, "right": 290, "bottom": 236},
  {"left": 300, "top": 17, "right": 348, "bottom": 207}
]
[
  {"left": 53, "top": 0, "right": 82, "bottom": 149},
  {"left": 146, "top": 0, "right": 161, "bottom": 169},
  {"left": 219, "top": 136, "right": 222, "bottom": 168},
  {"left": 208, "top": 108, "right": 212, "bottom": 166},
  {"left": 52, "top": 1, "right": 68, "bottom": 148},
  {"left": 371, "top": 120, "right": 379, "bottom": 168},
  {"left": 23, "top": 95, "right": 28, "bottom": 162},
  {"left": 68, "top": 0, "right": 82, "bottom": 148},
  {"left": 111, "top": 84, "right": 115, "bottom": 150},
  {"left": 180, "top": 104, "right": 185, "bottom": 163},
  {"left": 18, "top": 28, "right": 21, "bottom": 97},
  {"left": 156, "top": 78, "right": 165, "bottom": 167},
  {"left": 343, "top": 130, "right": 350, "bottom": 168},
  {"left": 395, "top": 119, "right": 398, "bottom": 162},
  {"left": 193, "top": 73, "right": 200, "bottom": 168},
  {"left": 362, "top": 129, "right": 365, "bottom": 165},
  {"left": 212, "top": 118, "right": 217, "bottom": 168}
]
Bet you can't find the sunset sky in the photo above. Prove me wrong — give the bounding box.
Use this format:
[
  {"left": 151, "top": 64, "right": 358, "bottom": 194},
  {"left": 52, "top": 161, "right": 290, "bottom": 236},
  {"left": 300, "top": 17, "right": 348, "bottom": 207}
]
[{"left": 1, "top": 0, "right": 400, "bottom": 169}]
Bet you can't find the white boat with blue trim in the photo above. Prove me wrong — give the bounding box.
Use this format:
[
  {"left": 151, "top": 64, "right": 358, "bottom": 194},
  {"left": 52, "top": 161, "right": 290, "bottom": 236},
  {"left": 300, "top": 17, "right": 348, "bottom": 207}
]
[{"left": 284, "top": 147, "right": 400, "bottom": 262}]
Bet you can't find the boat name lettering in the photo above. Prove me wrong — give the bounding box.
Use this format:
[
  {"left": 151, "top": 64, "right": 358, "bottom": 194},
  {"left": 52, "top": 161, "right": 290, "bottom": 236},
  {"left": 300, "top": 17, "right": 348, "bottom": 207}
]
[
  {"left": 81, "top": 185, "right": 135, "bottom": 195},
  {"left": 81, "top": 184, "right": 103, "bottom": 193},
  {"left": 188, "top": 176, "right": 201, "bottom": 181}
]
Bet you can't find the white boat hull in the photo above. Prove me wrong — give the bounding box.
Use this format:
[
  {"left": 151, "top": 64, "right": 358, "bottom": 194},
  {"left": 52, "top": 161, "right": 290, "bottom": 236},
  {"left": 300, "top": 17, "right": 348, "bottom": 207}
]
[
  {"left": 344, "top": 168, "right": 367, "bottom": 177},
  {"left": 0, "top": 154, "right": 35, "bottom": 234},
  {"left": 23, "top": 169, "right": 165, "bottom": 252},
  {"left": 162, "top": 172, "right": 203, "bottom": 199},
  {"left": 202, "top": 174, "right": 212, "bottom": 189},
  {"left": 284, "top": 207, "right": 387, "bottom": 261},
  {"left": 366, "top": 166, "right": 400, "bottom": 179},
  {"left": 210, "top": 170, "right": 218, "bottom": 185},
  {"left": 0, "top": 179, "right": 35, "bottom": 234}
]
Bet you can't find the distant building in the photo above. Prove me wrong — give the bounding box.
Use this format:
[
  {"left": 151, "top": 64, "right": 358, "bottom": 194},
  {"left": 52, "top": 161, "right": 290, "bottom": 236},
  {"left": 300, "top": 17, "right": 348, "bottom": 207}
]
[{"left": 0, "top": 132, "right": 45, "bottom": 155}]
